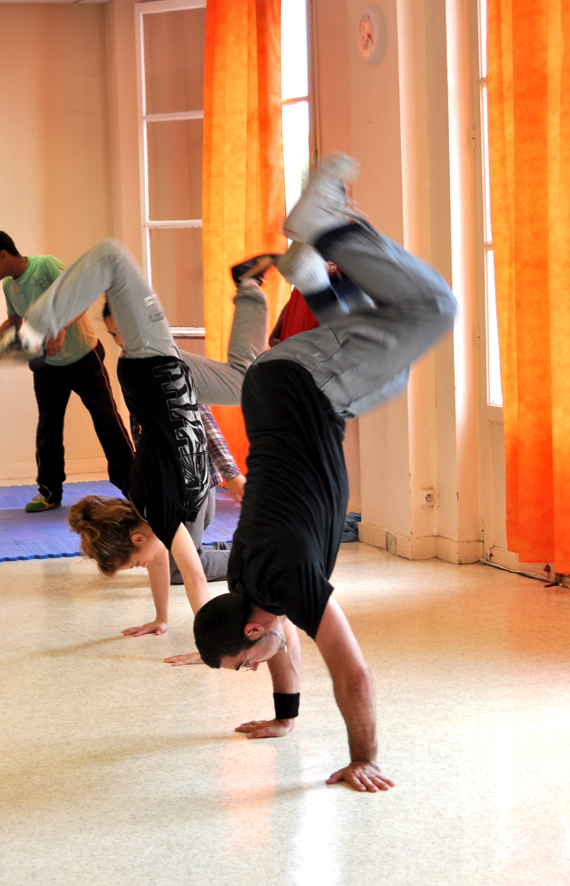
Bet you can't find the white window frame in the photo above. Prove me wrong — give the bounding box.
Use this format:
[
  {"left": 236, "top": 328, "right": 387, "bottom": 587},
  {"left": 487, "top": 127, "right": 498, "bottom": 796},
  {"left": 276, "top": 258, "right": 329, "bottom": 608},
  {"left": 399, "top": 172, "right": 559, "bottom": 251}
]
[
  {"left": 477, "top": 0, "right": 502, "bottom": 407},
  {"left": 134, "top": 0, "right": 314, "bottom": 335},
  {"left": 281, "top": 0, "right": 314, "bottom": 212},
  {"left": 134, "top": 0, "right": 206, "bottom": 339}
]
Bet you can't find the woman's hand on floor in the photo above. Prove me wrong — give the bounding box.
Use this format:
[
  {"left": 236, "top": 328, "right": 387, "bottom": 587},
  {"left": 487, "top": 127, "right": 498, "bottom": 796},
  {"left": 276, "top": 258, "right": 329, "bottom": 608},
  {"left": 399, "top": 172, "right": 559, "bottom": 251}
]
[{"left": 122, "top": 619, "right": 168, "bottom": 637}]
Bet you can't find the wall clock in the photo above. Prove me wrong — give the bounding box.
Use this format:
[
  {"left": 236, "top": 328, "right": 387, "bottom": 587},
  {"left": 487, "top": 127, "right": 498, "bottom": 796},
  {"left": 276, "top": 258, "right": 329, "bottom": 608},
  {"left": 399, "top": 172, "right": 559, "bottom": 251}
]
[{"left": 357, "top": 6, "right": 384, "bottom": 64}]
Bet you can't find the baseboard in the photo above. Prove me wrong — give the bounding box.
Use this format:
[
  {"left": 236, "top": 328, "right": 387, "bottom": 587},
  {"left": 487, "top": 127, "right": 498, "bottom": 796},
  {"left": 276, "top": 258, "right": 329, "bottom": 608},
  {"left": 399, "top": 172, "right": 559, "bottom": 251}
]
[
  {"left": 358, "top": 523, "right": 437, "bottom": 560},
  {"left": 435, "top": 536, "right": 483, "bottom": 564},
  {"left": 359, "top": 522, "right": 482, "bottom": 564},
  {"left": 0, "top": 457, "right": 107, "bottom": 484}
]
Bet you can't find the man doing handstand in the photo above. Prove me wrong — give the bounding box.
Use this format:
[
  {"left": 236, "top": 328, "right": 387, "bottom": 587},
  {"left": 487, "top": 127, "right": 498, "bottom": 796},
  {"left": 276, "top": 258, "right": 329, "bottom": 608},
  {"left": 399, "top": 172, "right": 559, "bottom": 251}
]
[{"left": 186, "top": 154, "right": 457, "bottom": 793}]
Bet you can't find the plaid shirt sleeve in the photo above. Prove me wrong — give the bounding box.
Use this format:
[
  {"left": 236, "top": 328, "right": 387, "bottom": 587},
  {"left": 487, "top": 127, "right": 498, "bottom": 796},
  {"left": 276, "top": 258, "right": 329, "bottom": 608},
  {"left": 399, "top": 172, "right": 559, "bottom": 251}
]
[{"left": 199, "top": 404, "right": 240, "bottom": 488}]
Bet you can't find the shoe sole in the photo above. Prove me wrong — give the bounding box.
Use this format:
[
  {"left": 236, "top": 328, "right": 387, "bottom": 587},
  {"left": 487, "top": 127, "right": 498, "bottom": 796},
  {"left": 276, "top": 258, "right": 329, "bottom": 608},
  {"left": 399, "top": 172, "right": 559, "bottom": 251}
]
[
  {"left": 283, "top": 153, "right": 360, "bottom": 242},
  {"left": 231, "top": 254, "right": 280, "bottom": 285}
]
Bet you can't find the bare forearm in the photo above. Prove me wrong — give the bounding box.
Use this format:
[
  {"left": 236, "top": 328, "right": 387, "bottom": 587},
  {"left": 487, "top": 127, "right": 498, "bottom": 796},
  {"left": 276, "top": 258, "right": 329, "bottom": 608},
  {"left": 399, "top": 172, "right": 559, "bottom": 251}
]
[
  {"left": 332, "top": 667, "right": 378, "bottom": 763},
  {"left": 147, "top": 548, "right": 170, "bottom": 622},
  {"left": 170, "top": 523, "right": 210, "bottom": 614},
  {"left": 181, "top": 571, "right": 209, "bottom": 614},
  {"left": 267, "top": 619, "right": 301, "bottom": 694},
  {"left": 315, "top": 598, "right": 378, "bottom": 763},
  {"left": 238, "top": 619, "right": 301, "bottom": 737},
  {"left": 315, "top": 599, "right": 392, "bottom": 792},
  {"left": 150, "top": 588, "right": 169, "bottom": 622}
]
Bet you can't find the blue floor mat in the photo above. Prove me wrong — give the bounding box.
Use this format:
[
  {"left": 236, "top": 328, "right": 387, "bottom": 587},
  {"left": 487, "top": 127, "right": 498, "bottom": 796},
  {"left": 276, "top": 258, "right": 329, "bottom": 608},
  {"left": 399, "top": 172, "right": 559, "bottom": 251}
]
[{"left": 0, "top": 482, "right": 241, "bottom": 562}]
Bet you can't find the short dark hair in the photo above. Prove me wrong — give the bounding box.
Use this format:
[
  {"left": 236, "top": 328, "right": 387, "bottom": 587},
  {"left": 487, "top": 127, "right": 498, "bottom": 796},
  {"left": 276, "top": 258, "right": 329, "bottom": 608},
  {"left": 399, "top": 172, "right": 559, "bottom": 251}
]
[
  {"left": 0, "top": 232, "right": 19, "bottom": 257},
  {"left": 194, "top": 592, "right": 257, "bottom": 668},
  {"left": 102, "top": 299, "right": 111, "bottom": 319}
]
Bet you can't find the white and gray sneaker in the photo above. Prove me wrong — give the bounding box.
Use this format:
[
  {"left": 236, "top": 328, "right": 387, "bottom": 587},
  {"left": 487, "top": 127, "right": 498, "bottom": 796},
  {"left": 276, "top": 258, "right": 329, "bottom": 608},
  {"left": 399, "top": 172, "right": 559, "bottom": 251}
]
[
  {"left": 283, "top": 152, "right": 361, "bottom": 245},
  {"left": 0, "top": 322, "right": 45, "bottom": 364},
  {"left": 19, "top": 319, "right": 45, "bottom": 354}
]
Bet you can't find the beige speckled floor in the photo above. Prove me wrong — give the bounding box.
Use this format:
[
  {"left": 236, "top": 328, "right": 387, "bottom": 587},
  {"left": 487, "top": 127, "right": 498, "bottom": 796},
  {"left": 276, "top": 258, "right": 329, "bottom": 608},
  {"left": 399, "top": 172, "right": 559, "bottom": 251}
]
[{"left": 2, "top": 543, "right": 570, "bottom": 886}]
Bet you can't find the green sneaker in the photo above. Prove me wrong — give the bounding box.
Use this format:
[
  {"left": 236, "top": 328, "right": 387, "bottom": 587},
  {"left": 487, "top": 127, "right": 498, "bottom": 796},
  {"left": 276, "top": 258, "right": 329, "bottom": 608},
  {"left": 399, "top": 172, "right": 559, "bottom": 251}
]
[{"left": 25, "top": 494, "right": 62, "bottom": 512}]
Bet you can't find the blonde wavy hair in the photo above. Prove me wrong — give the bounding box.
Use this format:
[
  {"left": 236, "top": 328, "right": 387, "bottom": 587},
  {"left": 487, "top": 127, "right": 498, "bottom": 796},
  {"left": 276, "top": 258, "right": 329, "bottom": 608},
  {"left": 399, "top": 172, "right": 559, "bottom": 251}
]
[{"left": 68, "top": 495, "right": 142, "bottom": 576}]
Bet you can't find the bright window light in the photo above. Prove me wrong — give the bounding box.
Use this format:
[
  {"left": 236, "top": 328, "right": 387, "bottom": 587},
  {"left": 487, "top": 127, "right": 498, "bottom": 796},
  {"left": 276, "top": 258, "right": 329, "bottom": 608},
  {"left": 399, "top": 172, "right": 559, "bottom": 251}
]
[
  {"left": 281, "top": 0, "right": 310, "bottom": 216},
  {"left": 481, "top": 86, "right": 492, "bottom": 244},
  {"left": 479, "top": 0, "right": 502, "bottom": 406},
  {"left": 282, "top": 101, "right": 310, "bottom": 214},
  {"left": 281, "top": 0, "right": 308, "bottom": 100},
  {"left": 485, "top": 250, "right": 503, "bottom": 406}
]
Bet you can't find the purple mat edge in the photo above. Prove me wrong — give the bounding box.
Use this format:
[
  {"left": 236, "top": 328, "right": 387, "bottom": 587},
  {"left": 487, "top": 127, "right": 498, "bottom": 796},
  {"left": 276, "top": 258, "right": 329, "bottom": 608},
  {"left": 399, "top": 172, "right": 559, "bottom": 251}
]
[{"left": 0, "top": 482, "right": 240, "bottom": 563}]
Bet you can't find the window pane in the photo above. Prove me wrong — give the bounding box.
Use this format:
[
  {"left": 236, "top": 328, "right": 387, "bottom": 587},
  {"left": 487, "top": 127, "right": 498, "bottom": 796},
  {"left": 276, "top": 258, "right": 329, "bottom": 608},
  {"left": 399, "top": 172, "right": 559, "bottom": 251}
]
[
  {"left": 282, "top": 101, "right": 310, "bottom": 215},
  {"left": 149, "top": 227, "right": 203, "bottom": 328},
  {"left": 481, "top": 86, "right": 492, "bottom": 243},
  {"left": 143, "top": 8, "right": 206, "bottom": 115},
  {"left": 147, "top": 119, "right": 202, "bottom": 221},
  {"left": 478, "top": 0, "right": 487, "bottom": 79},
  {"left": 281, "top": 0, "right": 308, "bottom": 100},
  {"left": 486, "top": 249, "right": 503, "bottom": 406}
]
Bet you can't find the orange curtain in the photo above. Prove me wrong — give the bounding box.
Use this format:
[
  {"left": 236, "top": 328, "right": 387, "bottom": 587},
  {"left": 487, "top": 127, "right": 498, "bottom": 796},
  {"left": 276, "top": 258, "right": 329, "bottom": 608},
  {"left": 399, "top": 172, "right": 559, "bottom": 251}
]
[
  {"left": 487, "top": 0, "right": 570, "bottom": 570},
  {"left": 202, "top": 0, "right": 289, "bottom": 473}
]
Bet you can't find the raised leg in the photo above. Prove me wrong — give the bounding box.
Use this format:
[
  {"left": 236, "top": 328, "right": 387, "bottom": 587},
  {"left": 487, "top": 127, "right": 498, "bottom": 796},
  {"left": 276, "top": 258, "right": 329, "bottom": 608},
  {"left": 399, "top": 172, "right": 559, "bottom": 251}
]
[
  {"left": 25, "top": 239, "right": 177, "bottom": 359},
  {"left": 179, "top": 280, "right": 268, "bottom": 406},
  {"left": 259, "top": 152, "right": 457, "bottom": 418}
]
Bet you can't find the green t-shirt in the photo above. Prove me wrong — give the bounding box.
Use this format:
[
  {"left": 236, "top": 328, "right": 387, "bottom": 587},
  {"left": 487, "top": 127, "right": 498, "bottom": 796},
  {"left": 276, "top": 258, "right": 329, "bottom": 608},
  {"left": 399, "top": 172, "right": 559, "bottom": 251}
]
[{"left": 3, "top": 255, "right": 97, "bottom": 366}]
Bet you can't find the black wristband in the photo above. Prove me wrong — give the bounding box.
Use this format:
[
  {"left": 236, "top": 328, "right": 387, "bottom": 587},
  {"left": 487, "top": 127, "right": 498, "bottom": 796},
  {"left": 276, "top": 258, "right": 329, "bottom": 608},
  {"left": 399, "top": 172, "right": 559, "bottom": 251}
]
[{"left": 273, "top": 692, "right": 300, "bottom": 720}]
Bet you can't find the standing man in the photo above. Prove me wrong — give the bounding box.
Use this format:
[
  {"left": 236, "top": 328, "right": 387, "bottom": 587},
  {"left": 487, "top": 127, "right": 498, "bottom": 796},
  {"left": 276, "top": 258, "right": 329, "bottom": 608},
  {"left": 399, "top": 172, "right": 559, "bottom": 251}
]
[
  {"left": 0, "top": 232, "right": 133, "bottom": 511},
  {"left": 183, "top": 154, "right": 457, "bottom": 792}
]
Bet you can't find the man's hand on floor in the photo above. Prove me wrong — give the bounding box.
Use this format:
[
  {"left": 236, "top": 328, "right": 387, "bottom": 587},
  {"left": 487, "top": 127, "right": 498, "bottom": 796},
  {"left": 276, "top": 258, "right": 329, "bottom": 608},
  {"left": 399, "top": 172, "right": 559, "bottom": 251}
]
[
  {"left": 164, "top": 652, "right": 204, "bottom": 665},
  {"left": 326, "top": 761, "right": 395, "bottom": 793},
  {"left": 235, "top": 717, "right": 296, "bottom": 739}
]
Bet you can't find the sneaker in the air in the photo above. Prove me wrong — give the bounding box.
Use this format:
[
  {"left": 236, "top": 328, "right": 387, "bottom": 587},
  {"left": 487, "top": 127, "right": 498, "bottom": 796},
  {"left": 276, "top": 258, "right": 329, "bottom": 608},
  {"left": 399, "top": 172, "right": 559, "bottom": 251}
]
[
  {"left": 283, "top": 153, "right": 360, "bottom": 245},
  {"left": 19, "top": 319, "right": 45, "bottom": 354},
  {"left": 0, "top": 323, "right": 45, "bottom": 363}
]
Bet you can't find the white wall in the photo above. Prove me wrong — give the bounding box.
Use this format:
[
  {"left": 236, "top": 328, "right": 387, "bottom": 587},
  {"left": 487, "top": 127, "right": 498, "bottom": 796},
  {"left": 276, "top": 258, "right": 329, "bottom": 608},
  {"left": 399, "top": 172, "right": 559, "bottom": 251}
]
[
  {"left": 0, "top": 3, "right": 128, "bottom": 482},
  {"left": 106, "top": 0, "right": 143, "bottom": 262},
  {"left": 313, "top": 0, "right": 482, "bottom": 563}
]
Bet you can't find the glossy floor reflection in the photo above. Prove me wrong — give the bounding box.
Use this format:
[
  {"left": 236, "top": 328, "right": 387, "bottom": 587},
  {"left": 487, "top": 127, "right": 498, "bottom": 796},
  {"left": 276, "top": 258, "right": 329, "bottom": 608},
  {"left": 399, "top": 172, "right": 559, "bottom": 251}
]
[{"left": 1, "top": 544, "right": 570, "bottom": 886}]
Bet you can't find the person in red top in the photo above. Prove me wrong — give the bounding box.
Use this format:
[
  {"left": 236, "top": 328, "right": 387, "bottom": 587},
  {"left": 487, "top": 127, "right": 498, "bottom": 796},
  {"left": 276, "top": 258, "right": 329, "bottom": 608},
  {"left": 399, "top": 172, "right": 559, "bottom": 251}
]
[
  {"left": 269, "top": 287, "right": 318, "bottom": 347},
  {"left": 269, "top": 263, "right": 372, "bottom": 347}
]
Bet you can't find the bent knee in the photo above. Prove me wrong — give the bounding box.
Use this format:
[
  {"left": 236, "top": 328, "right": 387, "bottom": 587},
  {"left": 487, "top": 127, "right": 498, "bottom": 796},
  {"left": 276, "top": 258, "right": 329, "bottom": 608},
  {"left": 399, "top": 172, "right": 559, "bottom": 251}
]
[{"left": 92, "top": 237, "right": 128, "bottom": 264}]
